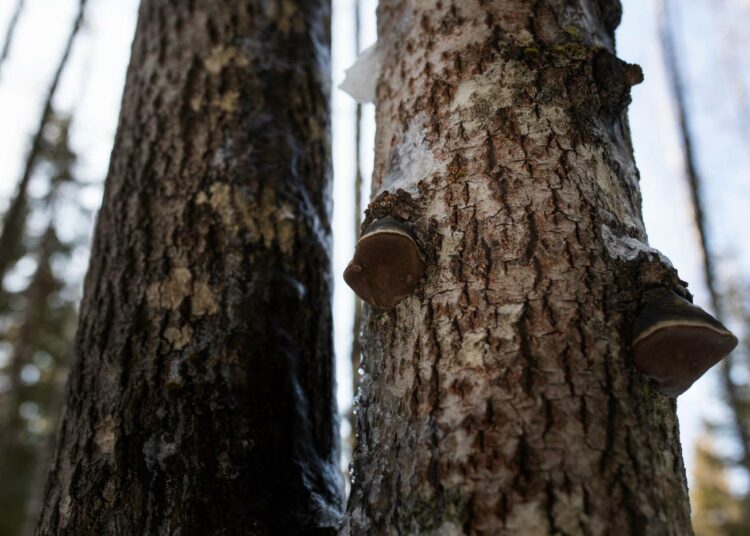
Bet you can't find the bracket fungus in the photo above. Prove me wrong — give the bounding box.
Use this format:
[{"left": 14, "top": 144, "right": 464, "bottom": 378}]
[
  {"left": 631, "top": 288, "right": 738, "bottom": 396},
  {"left": 344, "top": 217, "right": 425, "bottom": 309}
]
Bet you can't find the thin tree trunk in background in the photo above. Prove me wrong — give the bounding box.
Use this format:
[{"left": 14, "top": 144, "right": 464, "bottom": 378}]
[
  {"left": 0, "top": 0, "right": 86, "bottom": 286},
  {"left": 349, "top": 0, "right": 363, "bottom": 453},
  {"left": 659, "top": 0, "right": 750, "bottom": 475},
  {"left": 344, "top": 0, "right": 693, "bottom": 533},
  {"left": 0, "top": 0, "right": 24, "bottom": 75},
  {"left": 35, "top": 1, "right": 341, "bottom": 534},
  {"left": 715, "top": 0, "right": 750, "bottom": 184}
]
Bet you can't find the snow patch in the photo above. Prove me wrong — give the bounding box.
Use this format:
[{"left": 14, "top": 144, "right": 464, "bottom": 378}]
[
  {"left": 601, "top": 224, "right": 673, "bottom": 268},
  {"left": 339, "top": 43, "right": 382, "bottom": 103},
  {"left": 378, "top": 118, "right": 435, "bottom": 196}
]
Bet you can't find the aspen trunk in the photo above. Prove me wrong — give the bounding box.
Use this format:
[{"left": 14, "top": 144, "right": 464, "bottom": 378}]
[
  {"left": 344, "top": 1, "right": 694, "bottom": 534},
  {"left": 35, "top": 1, "right": 341, "bottom": 534}
]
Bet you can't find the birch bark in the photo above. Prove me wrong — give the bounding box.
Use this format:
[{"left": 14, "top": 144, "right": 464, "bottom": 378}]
[{"left": 344, "top": 1, "right": 693, "bottom": 534}]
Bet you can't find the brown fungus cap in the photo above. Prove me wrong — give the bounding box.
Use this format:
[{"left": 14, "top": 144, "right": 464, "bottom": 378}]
[
  {"left": 631, "top": 288, "right": 738, "bottom": 396},
  {"left": 344, "top": 217, "right": 425, "bottom": 309}
]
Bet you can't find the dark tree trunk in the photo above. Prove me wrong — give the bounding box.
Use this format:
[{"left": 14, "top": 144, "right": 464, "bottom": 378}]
[
  {"left": 35, "top": 1, "right": 341, "bottom": 535},
  {"left": 0, "top": 0, "right": 24, "bottom": 75},
  {"left": 343, "top": 0, "right": 694, "bottom": 534},
  {"left": 0, "top": 228, "right": 63, "bottom": 536}
]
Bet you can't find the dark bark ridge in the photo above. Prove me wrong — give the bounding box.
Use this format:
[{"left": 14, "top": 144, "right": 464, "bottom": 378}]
[
  {"left": 36, "top": 1, "right": 341, "bottom": 535},
  {"left": 344, "top": 1, "right": 693, "bottom": 534}
]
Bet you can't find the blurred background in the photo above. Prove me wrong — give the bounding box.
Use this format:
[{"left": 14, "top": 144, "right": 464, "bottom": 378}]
[{"left": 0, "top": 0, "right": 748, "bottom": 534}]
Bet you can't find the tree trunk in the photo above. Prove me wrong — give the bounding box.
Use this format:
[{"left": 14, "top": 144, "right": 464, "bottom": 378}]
[
  {"left": 35, "top": 1, "right": 341, "bottom": 534},
  {"left": 0, "top": 0, "right": 24, "bottom": 75},
  {"left": 343, "top": 1, "right": 693, "bottom": 534},
  {"left": 660, "top": 0, "right": 750, "bottom": 478}
]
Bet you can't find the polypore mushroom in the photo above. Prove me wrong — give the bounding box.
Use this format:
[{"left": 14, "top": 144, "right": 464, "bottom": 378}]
[
  {"left": 343, "top": 217, "right": 425, "bottom": 309},
  {"left": 631, "top": 288, "right": 738, "bottom": 396}
]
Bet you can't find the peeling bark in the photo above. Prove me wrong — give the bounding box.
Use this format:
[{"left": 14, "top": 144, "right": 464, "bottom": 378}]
[
  {"left": 343, "top": 1, "right": 693, "bottom": 534},
  {"left": 659, "top": 0, "right": 750, "bottom": 476},
  {"left": 35, "top": 1, "right": 341, "bottom": 534}
]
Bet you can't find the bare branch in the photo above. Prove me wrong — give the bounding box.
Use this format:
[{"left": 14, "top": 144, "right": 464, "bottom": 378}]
[
  {"left": 0, "top": 0, "right": 25, "bottom": 76},
  {"left": 659, "top": 0, "right": 750, "bottom": 474},
  {"left": 0, "top": 0, "right": 87, "bottom": 286}
]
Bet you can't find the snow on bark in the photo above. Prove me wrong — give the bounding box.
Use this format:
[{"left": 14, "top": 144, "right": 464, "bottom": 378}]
[
  {"left": 339, "top": 43, "right": 382, "bottom": 103},
  {"left": 601, "top": 223, "right": 674, "bottom": 268}
]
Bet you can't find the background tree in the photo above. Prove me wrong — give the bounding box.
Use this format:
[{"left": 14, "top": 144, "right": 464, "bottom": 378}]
[
  {"left": 0, "top": 111, "right": 80, "bottom": 536},
  {"left": 34, "top": 1, "right": 342, "bottom": 534},
  {"left": 0, "top": 0, "right": 24, "bottom": 77},
  {"left": 0, "top": 0, "right": 86, "bottom": 286},
  {"left": 692, "top": 431, "right": 746, "bottom": 536},
  {"left": 659, "top": 0, "right": 750, "bottom": 532},
  {"left": 343, "top": 0, "right": 702, "bottom": 533}
]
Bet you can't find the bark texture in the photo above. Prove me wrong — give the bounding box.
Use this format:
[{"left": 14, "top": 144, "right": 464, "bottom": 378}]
[
  {"left": 344, "top": 1, "right": 693, "bottom": 534},
  {"left": 36, "top": 1, "right": 341, "bottom": 535}
]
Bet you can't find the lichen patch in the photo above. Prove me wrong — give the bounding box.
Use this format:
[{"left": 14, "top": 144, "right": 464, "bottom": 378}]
[
  {"left": 208, "top": 183, "right": 236, "bottom": 229},
  {"left": 192, "top": 282, "right": 219, "bottom": 316},
  {"left": 94, "top": 417, "right": 117, "bottom": 454},
  {"left": 147, "top": 267, "right": 192, "bottom": 310},
  {"left": 213, "top": 90, "right": 240, "bottom": 112},
  {"left": 147, "top": 268, "right": 219, "bottom": 317},
  {"left": 164, "top": 325, "right": 193, "bottom": 350},
  {"left": 204, "top": 46, "right": 249, "bottom": 74}
]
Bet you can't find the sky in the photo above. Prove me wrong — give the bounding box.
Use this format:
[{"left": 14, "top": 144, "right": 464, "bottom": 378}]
[{"left": 0, "top": 0, "right": 747, "bottom": 489}]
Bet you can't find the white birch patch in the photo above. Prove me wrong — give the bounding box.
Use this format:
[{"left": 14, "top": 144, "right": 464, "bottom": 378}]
[
  {"left": 601, "top": 224, "right": 673, "bottom": 268},
  {"left": 456, "top": 330, "right": 488, "bottom": 367},
  {"left": 339, "top": 43, "right": 382, "bottom": 104},
  {"left": 378, "top": 118, "right": 436, "bottom": 196},
  {"left": 570, "top": 144, "right": 645, "bottom": 234}
]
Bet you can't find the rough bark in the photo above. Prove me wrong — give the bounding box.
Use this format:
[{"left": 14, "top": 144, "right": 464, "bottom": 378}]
[
  {"left": 36, "top": 1, "right": 341, "bottom": 535},
  {"left": 343, "top": 1, "right": 693, "bottom": 534},
  {"left": 0, "top": 0, "right": 86, "bottom": 287}
]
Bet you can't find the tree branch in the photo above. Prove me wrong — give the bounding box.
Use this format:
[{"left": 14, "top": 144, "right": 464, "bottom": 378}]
[{"left": 659, "top": 0, "right": 750, "bottom": 474}]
